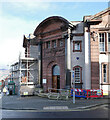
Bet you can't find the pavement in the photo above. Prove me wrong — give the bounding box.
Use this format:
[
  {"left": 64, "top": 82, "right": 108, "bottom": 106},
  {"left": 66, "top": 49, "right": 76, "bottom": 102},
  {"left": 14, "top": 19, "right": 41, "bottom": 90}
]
[{"left": 1, "top": 95, "right": 109, "bottom": 111}]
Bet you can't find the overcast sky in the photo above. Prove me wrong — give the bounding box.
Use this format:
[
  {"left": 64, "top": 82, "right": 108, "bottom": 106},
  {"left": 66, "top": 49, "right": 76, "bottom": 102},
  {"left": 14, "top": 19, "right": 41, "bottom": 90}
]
[{"left": 0, "top": 0, "right": 109, "bottom": 69}]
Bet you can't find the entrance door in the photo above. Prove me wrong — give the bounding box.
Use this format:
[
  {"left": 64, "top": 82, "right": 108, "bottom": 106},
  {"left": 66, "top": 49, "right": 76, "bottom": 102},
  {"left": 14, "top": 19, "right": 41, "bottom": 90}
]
[
  {"left": 52, "top": 65, "right": 60, "bottom": 91},
  {"left": 52, "top": 76, "right": 57, "bottom": 89}
]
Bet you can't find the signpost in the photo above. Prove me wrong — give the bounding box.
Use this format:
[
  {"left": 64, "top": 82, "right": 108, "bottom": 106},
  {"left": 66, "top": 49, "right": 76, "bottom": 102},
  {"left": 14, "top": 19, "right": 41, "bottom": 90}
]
[
  {"left": 70, "top": 70, "right": 75, "bottom": 104},
  {"left": 72, "top": 71, "right": 75, "bottom": 104}
]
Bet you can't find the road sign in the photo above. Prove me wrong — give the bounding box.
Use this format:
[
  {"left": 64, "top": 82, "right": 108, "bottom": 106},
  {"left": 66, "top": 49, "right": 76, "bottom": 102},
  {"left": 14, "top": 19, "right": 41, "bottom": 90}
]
[
  {"left": 43, "top": 79, "right": 47, "bottom": 84},
  {"left": 97, "top": 89, "right": 102, "bottom": 96}
]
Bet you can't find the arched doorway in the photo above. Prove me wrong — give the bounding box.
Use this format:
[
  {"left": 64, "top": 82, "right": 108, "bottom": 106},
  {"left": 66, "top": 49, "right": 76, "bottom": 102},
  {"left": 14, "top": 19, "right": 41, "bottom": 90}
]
[{"left": 52, "top": 65, "right": 60, "bottom": 90}]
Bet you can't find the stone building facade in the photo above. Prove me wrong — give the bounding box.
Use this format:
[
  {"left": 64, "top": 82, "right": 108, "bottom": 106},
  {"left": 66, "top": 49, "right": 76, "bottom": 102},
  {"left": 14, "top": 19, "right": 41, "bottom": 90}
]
[
  {"left": 23, "top": 8, "right": 110, "bottom": 95},
  {"left": 87, "top": 8, "right": 110, "bottom": 95}
]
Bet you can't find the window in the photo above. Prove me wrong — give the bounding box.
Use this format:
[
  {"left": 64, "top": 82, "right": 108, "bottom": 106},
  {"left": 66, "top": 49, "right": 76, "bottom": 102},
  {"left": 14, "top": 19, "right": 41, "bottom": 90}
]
[
  {"left": 75, "top": 67, "right": 80, "bottom": 83},
  {"left": 99, "top": 33, "right": 105, "bottom": 52},
  {"left": 73, "top": 41, "right": 82, "bottom": 52},
  {"left": 73, "top": 66, "right": 82, "bottom": 83},
  {"left": 103, "top": 64, "right": 107, "bottom": 83},
  {"left": 52, "top": 40, "right": 56, "bottom": 48},
  {"left": 53, "top": 65, "right": 60, "bottom": 76},
  {"left": 108, "top": 33, "right": 110, "bottom": 42},
  {"left": 59, "top": 40, "right": 63, "bottom": 47},
  {"left": 46, "top": 41, "right": 50, "bottom": 49},
  {"left": 108, "top": 33, "right": 110, "bottom": 52},
  {"left": 75, "top": 42, "right": 80, "bottom": 50}
]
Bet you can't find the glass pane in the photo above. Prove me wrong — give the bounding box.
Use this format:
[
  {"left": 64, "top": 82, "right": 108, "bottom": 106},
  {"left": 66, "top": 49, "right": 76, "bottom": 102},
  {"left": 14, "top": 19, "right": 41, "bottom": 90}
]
[
  {"left": 99, "top": 37, "right": 101, "bottom": 42},
  {"left": 102, "top": 33, "right": 104, "bottom": 39},
  {"left": 53, "top": 65, "right": 60, "bottom": 75},
  {"left": 75, "top": 67, "right": 80, "bottom": 82},
  {"left": 53, "top": 40, "right": 56, "bottom": 48},
  {"left": 104, "top": 77, "right": 106, "bottom": 82},
  {"left": 75, "top": 42, "right": 80, "bottom": 50},
  {"left": 102, "top": 37, "right": 104, "bottom": 42},
  {"left": 108, "top": 43, "right": 110, "bottom": 52},
  {"left": 108, "top": 33, "right": 110, "bottom": 42},
  {"left": 47, "top": 41, "right": 50, "bottom": 48},
  {"left": 99, "top": 33, "right": 105, "bottom": 52},
  {"left": 103, "top": 64, "right": 107, "bottom": 82},
  {"left": 60, "top": 40, "right": 63, "bottom": 47},
  {"left": 100, "top": 43, "right": 104, "bottom": 52}
]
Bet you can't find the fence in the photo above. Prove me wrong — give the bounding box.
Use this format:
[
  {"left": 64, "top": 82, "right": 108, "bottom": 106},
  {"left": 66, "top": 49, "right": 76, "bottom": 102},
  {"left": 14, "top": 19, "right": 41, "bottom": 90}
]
[
  {"left": 48, "top": 88, "right": 70, "bottom": 100},
  {"left": 70, "top": 88, "right": 103, "bottom": 99}
]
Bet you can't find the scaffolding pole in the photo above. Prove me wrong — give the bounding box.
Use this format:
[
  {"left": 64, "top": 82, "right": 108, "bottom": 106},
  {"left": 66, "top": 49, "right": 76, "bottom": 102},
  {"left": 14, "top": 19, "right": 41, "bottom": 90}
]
[{"left": 18, "top": 53, "right": 21, "bottom": 96}]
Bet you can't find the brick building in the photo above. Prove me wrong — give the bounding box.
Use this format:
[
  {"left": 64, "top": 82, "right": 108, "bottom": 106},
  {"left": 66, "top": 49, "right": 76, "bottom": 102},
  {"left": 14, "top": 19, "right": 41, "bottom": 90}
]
[{"left": 23, "top": 8, "right": 110, "bottom": 95}]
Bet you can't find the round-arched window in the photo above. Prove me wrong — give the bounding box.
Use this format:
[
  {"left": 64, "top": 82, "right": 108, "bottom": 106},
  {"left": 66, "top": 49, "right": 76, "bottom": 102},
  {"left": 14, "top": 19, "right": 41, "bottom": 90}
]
[{"left": 53, "top": 65, "right": 60, "bottom": 76}]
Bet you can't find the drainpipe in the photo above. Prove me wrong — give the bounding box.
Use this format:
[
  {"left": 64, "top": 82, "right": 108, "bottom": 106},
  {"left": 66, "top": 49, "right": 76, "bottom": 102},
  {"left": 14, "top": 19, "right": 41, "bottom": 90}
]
[{"left": 38, "top": 42, "right": 42, "bottom": 87}]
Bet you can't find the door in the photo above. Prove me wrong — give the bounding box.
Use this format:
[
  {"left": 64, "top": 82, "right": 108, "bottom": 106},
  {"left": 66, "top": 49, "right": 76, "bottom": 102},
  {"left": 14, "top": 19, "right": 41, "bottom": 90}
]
[
  {"left": 52, "top": 76, "right": 57, "bottom": 89},
  {"left": 52, "top": 65, "right": 60, "bottom": 92}
]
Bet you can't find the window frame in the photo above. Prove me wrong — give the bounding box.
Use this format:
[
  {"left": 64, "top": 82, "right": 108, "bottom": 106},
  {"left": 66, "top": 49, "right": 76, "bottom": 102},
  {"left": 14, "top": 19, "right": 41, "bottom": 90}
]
[
  {"left": 101, "top": 63, "right": 109, "bottom": 84},
  {"left": 52, "top": 40, "right": 57, "bottom": 48},
  {"left": 46, "top": 41, "right": 51, "bottom": 49},
  {"left": 107, "top": 33, "right": 110, "bottom": 52},
  {"left": 103, "top": 64, "right": 107, "bottom": 83},
  {"left": 73, "top": 41, "right": 82, "bottom": 52},
  {"left": 73, "top": 66, "right": 82, "bottom": 83},
  {"left": 59, "top": 39, "right": 64, "bottom": 47},
  {"left": 99, "top": 33, "right": 105, "bottom": 52}
]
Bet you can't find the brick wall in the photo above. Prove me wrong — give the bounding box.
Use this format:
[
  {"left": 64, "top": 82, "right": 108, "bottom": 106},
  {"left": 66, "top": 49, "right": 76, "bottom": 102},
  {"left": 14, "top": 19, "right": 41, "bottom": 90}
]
[
  {"left": 34, "top": 18, "right": 68, "bottom": 90},
  {"left": 90, "top": 29, "right": 100, "bottom": 89}
]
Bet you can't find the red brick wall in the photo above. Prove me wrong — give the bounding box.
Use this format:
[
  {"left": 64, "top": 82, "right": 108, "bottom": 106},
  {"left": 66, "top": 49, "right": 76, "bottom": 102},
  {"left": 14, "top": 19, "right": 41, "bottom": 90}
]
[
  {"left": 90, "top": 29, "right": 100, "bottom": 89},
  {"left": 34, "top": 18, "right": 67, "bottom": 90}
]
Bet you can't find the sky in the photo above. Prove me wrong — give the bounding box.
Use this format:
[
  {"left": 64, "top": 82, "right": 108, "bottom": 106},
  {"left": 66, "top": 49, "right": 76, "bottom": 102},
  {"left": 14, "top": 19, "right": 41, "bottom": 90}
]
[{"left": 0, "top": 0, "right": 109, "bottom": 69}]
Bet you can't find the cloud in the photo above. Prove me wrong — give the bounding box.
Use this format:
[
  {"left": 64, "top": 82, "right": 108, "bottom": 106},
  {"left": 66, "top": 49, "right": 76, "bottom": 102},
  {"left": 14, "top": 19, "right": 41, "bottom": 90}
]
[
  {"left": 0, "top": 15, "right": 40, "bottom": 66},
  {"left": 1, "top": 1, "right": 52, "bottom": 22},
  {"left": 0, "top": 1, "right": 51, "bottom": 68},
  {"left": 10, "top": 2, "right": 50, "bottom": 11},
  {"left": 1, "top": 1, "right": 51, "bottom": 15},
  {"left": 0, "top": 0, "right": 108, "bottom": 2}
]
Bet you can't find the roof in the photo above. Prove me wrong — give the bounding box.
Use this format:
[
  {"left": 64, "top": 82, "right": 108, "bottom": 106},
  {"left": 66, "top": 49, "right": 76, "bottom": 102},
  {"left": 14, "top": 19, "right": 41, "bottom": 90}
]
[
  {"left": 34, "top": 16, "right": 75, "bottom": 36},
  {"left": 85, "top": 7, "right": 110, "bottom": 24},
  {"left": 89, "top": 7, "right": 110, "bottom": 21}
]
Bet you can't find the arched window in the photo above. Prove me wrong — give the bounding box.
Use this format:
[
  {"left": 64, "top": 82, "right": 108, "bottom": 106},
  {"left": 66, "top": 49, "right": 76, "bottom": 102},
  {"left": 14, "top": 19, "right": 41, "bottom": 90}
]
[
  {"left": 73, "top": 66, "right": 82, "bottom": 83},
  {"left": 53, "top": 65, "right": 60, "bottom": 76}
]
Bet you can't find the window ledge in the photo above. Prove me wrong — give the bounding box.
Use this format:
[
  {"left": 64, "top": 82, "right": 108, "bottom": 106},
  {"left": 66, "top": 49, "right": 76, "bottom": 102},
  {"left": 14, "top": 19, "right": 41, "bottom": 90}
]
[
  {"left": 75, "top": 82, "right": 83, "bottom": 84},
  {"left": 73, "top": 50, "right": 82, "bottom": 52},
  {"left": 100, "top": 52, "right": 106, "bottom": 54},
  {"left": 100, "top": 83, "right": 110, "bottom": 85}
]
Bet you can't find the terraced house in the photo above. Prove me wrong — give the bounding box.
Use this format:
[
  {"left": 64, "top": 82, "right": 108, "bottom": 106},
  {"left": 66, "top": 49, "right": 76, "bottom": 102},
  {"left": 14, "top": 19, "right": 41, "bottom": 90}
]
[{"left": 22, "top": 7, "right": 110, "bottom": 96}]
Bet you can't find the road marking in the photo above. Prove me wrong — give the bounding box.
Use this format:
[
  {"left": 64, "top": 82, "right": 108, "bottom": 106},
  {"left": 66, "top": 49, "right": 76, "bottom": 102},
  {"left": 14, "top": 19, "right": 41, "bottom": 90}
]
[{"left": 43, "top": 106, "right": 68, "bottom": 110}]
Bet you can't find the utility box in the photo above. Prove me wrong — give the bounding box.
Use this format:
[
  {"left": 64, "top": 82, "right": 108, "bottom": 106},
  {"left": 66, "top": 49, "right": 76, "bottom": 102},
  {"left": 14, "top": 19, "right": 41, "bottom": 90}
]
[{"left": 8, "top": 81, "right": 15, "bottom": 95}]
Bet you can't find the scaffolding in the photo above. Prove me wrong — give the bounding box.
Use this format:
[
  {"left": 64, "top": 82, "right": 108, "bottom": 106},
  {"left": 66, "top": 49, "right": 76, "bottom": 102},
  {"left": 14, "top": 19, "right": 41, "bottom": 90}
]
[{"left": 18, "top": 51, "right": 38, "bottom": 95}]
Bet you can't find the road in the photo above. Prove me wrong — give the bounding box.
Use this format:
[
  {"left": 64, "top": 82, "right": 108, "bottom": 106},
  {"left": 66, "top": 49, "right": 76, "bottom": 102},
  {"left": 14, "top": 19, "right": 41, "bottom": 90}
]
[{"left": 2, "top": 105, "right": 109, "bottom": 119}]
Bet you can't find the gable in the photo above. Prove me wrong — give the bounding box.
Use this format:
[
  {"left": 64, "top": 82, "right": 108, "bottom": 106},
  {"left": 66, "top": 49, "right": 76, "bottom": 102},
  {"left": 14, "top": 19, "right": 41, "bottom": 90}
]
[{"left": 33, "top": 16, "right": 73, "bottom": 37}]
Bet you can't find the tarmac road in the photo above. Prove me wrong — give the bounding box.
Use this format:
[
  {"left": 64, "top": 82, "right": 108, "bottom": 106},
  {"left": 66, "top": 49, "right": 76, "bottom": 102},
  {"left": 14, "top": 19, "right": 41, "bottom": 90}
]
[
  {"left": 1, "top": 95, "right": 109, "bottom": 120},
  {"left": 2, "top": 104, "right": 109, "bottom": 119},
  {"left": 1, "top": 95, "right": 109, "bottom": 110}
]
